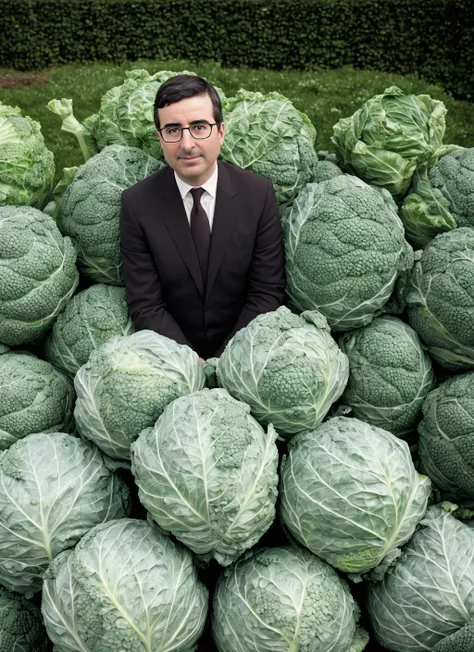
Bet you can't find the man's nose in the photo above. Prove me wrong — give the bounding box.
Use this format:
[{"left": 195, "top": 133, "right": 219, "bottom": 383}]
[{"left": 181, "top": 128, "right": 195, "bottom": 148}]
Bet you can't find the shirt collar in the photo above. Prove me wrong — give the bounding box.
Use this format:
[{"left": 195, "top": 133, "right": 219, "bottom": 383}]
[{"left": 174, "top": 163, "right": 219, "bottom": 201}]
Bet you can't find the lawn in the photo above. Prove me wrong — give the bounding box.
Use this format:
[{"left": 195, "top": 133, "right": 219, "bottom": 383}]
[{"left": 1, "top": 58, "right": 473, "bottom": 182}]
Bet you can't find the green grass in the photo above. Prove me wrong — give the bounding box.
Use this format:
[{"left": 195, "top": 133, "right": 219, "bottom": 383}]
[{"left": 1, "top": 58, "right": 473, "bottom": 183}]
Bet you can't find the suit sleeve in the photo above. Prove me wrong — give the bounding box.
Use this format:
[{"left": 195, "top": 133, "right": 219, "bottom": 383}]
[
  {"left": 120, "top": 192, "right": 193, "bottom": 348},
  {"left": 215, "top": 179, "right": 286, "bottom": 356}
]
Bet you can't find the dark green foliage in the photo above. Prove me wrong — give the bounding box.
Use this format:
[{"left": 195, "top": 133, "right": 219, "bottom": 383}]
[{"left": 1, "top": 0, "right": 473, "bottom": 100}]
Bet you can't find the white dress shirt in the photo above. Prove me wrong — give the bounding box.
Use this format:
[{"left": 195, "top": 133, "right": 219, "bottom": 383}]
[{"left": 174, "top": 165, "right": 218, "bottom": 232}]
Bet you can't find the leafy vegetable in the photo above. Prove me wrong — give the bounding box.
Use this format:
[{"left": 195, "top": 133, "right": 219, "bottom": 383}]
[
  {"left": 407, "top": 227, "right": 474, "bottom": 369},
  {"left": 331, "top": 86, "right": 447, "bottom": 197},
  {"left": 131, "top": 388, "right": 279, "bottom": 566},
  {"left": 217, "top": 307, "right": 349, "bottom": 437},
  {"left": 0, "top": 352, "right": 75, "bottom": 451},
  {"left": 0, "top": 586, "right": 48, "bottom": 652},
  {"left": 284, "top": 175, "right": 414, "bottom": 331},
  {"left": 0, "top": 101, "right": 55, "bottom": 209},
  {"left": 59, "top": 144, "right": 163, "bottom": 284},
  {"left": 74, "top": 330, "right": 205, "bottom": 460},
  {"left": 48, "top": 69, "right": 225, "bottom": 162},
  {"left": 45, "top": 284, "right": 134, "bottom": 377},
  {"left": 42, "top": 519, "right": 208, "bottom": 652},
  {"left": 212, "top": 546, "right": 369, "bottom": 652},
  {"left": 401, "top": 147, "right": 474, "bottom": 247},
  {"left": 367, "top": 504, "right": 474, "bottom": 652},
  {"left": 280, "top": 416, "right": 431, "bottom": 578},
  {"left": 221, "top": 90, "right": 318, "bottom": 205},
  {"left": 0, "top": 432, "right": 130, "bottom": 593},
  {"left": 0, "top": 205, "right": 79, "bottom": 346},
  {"left": 340, "top": 316, "right": 435, "bottom": 437},
  {"left": 419, "top": 372, "right": 474, "bottom": 499}
]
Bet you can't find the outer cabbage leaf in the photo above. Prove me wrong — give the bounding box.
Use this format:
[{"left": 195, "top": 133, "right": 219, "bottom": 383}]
[
  {"left": 407, "top": 227, "right": 474, "bottom": 370},
  {"left": 48, "top": 70, "right": 226, "bottom": 162},
  {"left": 0, "top": 101, "right": 55, "bottom": 209},
  {"left": 280, "top": 416, "right": 431, "bottom": 577},
  {"left": 0, "top": 352, "right": 75, "bottom": 451},
  {"left": 216, "top": 307, "right": 349, "bottom": 437},
  {"left": 340, "top": 316, "right": 435, "bottom": 437},
  {"left": 221, "top": 90, "right": 318, "bottom": 205},
  {"left": 401, "top": 147, "right": 474, "bottom": 248},
  {"left": 0, "top": 206, "right": 79, "bottom": 346},
  {"left": 45, "top": 284, "right": 134, "bottom": 377},
  {"left": 418, "top": 372, "right": 474, "bottom": 499},
  {"left": 212, "top": 546, "right": 368, "bottom": 652},
  {"left": 60, "top": 145, "right": 163, "bottom": 284},
  {"left": 0, "top": 585, "right": 48, "bottom": 652},
  {"left": 0, "top": 432, "right": 130, "bottom": 593},
  {"left": 42, "top": 519, "right": 208, "bottom": 652},
  {"left": 74, "top": 330, "right": 205, "bottom": 460},
  {"left": 131, "top": 388, "right": 279, "bottom": 566},
  {"left": 331, "top": 86, "right": 447, "bottom": 198},
  {"left": 284, "top": 175, "right": 414, "bottom": 331},
  {"left": 367, "top": 505, "right": 474, "bottom": 652}
]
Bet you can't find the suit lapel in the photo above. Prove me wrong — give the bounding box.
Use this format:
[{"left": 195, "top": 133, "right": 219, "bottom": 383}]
[
  {"left": 157, "top": 166, "right": 205, "bottom": 297},
  {"left": 206, "top": 161, "right": 239, "bottom": 300}
]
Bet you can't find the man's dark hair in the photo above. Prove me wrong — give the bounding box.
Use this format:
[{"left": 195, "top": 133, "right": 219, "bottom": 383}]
[{"left": 154, "top": 74, "right": 223, "bottom": 130}]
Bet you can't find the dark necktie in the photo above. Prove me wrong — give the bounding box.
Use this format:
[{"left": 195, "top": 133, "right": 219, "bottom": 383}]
[{"left": 190, "top": 187, "right": 211, "bottom": 282}]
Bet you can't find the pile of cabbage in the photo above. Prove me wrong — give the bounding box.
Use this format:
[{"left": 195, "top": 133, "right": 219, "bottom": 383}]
[{"left": 2, "top": 73, "right": 474, "bottom": 652}]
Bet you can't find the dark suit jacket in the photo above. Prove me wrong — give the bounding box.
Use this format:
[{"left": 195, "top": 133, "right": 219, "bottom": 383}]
[{"left": 119, "top": 159, "right": 286, "bottom": 358}]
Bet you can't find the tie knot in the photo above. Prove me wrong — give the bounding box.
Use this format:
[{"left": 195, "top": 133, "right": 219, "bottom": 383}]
[{"left": 190, "top": 187, "right": 205, "bottom": 204}]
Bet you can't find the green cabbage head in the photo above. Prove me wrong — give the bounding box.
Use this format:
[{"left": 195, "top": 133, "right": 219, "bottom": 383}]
[
  {"left": 217, "top": 307, "right": 349, "bottom": 437},
  {"left": 45, "top": 284, "right": 134, "bottom": 377},
  {"left": 284, "top": 175, "right": 414, "bottom": 331},
  {"left": 0, "top": 206, "right": 79, "bottom": 346},
  {"left": 0, "top": 586, "right": 48, "bottom": 652},
  {"left": 407, "top": 227, "right": 474, "bottom": 370},
  {"left": 0, "top": 101, "right": 55, "bottom": 208},
  {"left": 280, "top": 416, "right": 431, "bottom": 578},
  {"left": 0, "top": 432, "right": 130, "bottom": 593},
  {"left": 331, "top": 86, "right": 446, "bottom": 198},
  {"left": 131, "top": 388, "right": 279, "bottom": 566},
  {"left": 400, "top": 146, "right": 474, "bottom": 247},
  {"left": 213, "top": 546, "right": 369, "bottom": 652},
  {"left": 367, "top": 504, "right": 474, "bottom": 652},
  {"left": 74, "top": 330, "right": 206, "bottom": 460},
  {"left": 340, "top": 316, "right": 435, "bottom": 437},
  {"left": 60, "top": 144, "right": 163, "bottom": 284},
  {"left": 0, "top": 352, "right": 75, "bottom": 451},
  {"left": 419, "top": 372, "right": 474, "bottom": 499},
  {"left": 221, "top": 90, "right": 318, "bottom": 205},
  {"left": 42, "top": 519, "right": 208, "bottom": 652}
]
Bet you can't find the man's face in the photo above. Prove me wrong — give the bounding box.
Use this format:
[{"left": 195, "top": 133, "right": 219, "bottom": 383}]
[{"left": 157, "top": 93, "right": 225, "bottom": 186}]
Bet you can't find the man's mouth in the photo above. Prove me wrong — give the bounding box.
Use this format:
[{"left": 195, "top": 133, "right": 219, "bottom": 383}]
[{"left": 181, "top": 155, "right": 201, "bottom": 161}]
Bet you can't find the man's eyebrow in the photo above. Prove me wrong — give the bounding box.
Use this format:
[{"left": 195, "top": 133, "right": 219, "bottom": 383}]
[{"left": 162, "top": 119, "right": 212, "bottom": 128}]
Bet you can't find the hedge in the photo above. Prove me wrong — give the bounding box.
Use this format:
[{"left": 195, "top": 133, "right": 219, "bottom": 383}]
[{"left": 1, "top": 0, "right": 473, "bottom": 100}]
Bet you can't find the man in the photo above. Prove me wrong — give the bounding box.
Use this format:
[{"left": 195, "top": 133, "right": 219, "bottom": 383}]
[{"left": 120, "top": 74, "right": 286, "bottom": 360}]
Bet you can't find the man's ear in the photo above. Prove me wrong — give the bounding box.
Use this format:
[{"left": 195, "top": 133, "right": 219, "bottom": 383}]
[{"left": 219, "top": 122, "right": 225, "bottom": 143}]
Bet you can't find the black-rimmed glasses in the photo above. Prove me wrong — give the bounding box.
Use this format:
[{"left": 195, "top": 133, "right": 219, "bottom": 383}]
[{"left": 158, "top": 123, "right": 221, "bottom": 143}]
